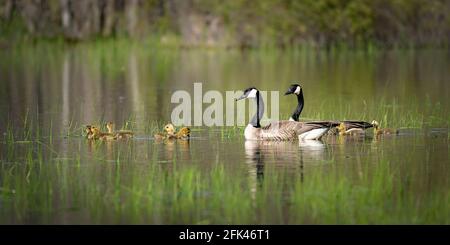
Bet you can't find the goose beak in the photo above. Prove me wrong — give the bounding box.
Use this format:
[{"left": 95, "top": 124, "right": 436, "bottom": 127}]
[
  {"left": 236, "top": 94, "right": 247, "bottom": 101},
  {"left": 284, "top": 89, "right": 293, "bottom": 95}
]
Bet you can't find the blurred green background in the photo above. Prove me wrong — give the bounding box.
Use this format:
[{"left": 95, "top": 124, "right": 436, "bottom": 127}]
[{"left": 1, "top": 0, "right": 449, "bottom": 48}]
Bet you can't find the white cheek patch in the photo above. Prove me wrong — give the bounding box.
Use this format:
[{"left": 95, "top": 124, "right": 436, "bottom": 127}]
[
  {"left": 294, "top": 86, "right": 301, "bottom": 95},
  {"left": 247, "top": 88, "right": 258, "bottom": 98}
]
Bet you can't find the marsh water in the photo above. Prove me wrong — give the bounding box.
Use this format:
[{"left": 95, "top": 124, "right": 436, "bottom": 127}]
[{"left": 0, "top": 44, "right": 449, "bottom": 224}]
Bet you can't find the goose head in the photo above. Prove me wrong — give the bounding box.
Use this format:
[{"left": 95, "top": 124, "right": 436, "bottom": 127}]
[
  {"left": 285, "top": 84, "right": 304, "bottom": 121},
  {"left": 284, "top": 84, "right": 302, "bottom": 95},
  {"left": 236, "top": 87, "right": 264, "bottom": 128},
  {"left": 236, "top": 87, "right": 258, "bottom": 101}
]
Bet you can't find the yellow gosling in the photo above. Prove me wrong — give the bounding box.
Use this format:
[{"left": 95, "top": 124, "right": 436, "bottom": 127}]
[
  {"left": 176, "top": 127, "right": 191, "bottom": 140},
  {"left": 164, "top": 123, "right": 178, "bottom": 139},
  {"left": 91, "top": 126, "right": 117, "bottom": 141},
  {"left": 85, "top": 125, "right": 94, "bottom": 139},
  {"left": 337, "top": 122, "right": 365, "bottom": 136},
  {"left": 154, "top": 123, "right": 175, "bottom": 140},
  {"left": 153, "top": 123, "right": 190, "bottom": 140},
  {"left": 165, "top": 123, "right": 190, "bottom": 140},
  {"left": 371, "top": 120, "right": 398, "bottom": 136}
]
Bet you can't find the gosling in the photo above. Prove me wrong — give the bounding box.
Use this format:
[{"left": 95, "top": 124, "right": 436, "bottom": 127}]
[
  {"left": 91, "top": 126, "right": 117, "bottom": 141},
  {"left": 337, "top": 122, "right": 366, "bottom": 136},
  {"left": 165, "top": 123, "right": 190, "bottom": 140},
  {"left": 154, "top": 123, "right": 190, "bottom": 140},
  {"left": 371, "top": 120, "right": 398, "bottom": 136},
  {"left": 85, "top": 125, "right": 95, "bottom": 139}
]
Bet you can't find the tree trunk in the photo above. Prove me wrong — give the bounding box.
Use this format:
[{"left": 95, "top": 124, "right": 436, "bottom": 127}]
[
  {"left": 18, "top": 0, "right": 42, "bottom": 34},
  {"left": 0, "top": 0, "right": 14, "bottom": 21},
  {"left": 100, "top": 0, "right": 115, "bottom": 36},
  {"left": 125, "top": 0, "right": 138, "bottom": 37}
]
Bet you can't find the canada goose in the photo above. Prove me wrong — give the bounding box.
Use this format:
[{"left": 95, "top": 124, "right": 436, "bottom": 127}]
[
  {"left": 236, "top": 87, "right": 337, "bottom": 140},
  {"left": 284, "top": 84, "right": 373, "bottom": 135},
  {"left": 91, "top": 126, "right": 117, "bottom": 141},
  {"left": 371, "top": 120, "right": 398, "bottom": 136},
  {"left": 285, "top": 83, "right": 339, "bottom": 136},
  {"left": 106, "top": 122, "right": 134, "bottom": 139}
]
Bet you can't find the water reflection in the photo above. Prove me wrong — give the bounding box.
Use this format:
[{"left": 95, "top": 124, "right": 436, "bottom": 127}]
[
  {"left": 298, "top": 139, "right": 326, "bottom": 161},
  {"left": 244, "top": 139, "right": 329, "bottom": 199},
  {"left": 0, "top": 47, "right": 449, "bottom": 224},
  {"left": 155, "top": 138, "right": 192, "bottom": 163},
  {"left": 298, "top": 139, "right": 327, "bottom": 183},
  {"left": 244, "top": 141, "right": 265, "bottom": 201}
]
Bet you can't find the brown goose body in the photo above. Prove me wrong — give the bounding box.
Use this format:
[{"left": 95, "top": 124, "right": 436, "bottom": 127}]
[{"left": 245, "top": 120, "right": 337, "bottom": 141}]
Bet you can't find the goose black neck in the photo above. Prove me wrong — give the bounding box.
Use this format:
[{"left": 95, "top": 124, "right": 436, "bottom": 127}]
[
  {"left": 250, "top": 91, "right": 264, "bottom": 128},
  {"left": 291, "top": 89, "right": 304, "bottom": 121}
]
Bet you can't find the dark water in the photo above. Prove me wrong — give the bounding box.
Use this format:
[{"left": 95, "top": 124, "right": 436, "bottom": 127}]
[{"left": 0, "top": 45, "right": 449, "bottom": 224}]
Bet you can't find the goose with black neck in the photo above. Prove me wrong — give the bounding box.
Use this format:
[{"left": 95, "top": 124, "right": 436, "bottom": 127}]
[
  {"left": 236, "top": 87, "right": 337, "bottom": 141},
  {"left": 285, "top": 84, "right": 373, "bottom": 134}
]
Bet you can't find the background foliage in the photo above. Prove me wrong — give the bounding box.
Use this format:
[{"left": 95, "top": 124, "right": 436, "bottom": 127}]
[{"left": 1, "top": 0, "right": 449, "bottom": 48}]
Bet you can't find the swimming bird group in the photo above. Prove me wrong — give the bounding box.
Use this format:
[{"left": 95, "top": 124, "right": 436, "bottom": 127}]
[
  {"left": 237, "top": 84, "right": 397, "bottom": 141},
  {"left": 84, "top": 83, "right": 395, "bottom": 142},
  {"left": 85, "top": 122, "right": 190, "bottom": 141},
  {"left": 85, "top": 122, "right": 134, "bottom": 141}
]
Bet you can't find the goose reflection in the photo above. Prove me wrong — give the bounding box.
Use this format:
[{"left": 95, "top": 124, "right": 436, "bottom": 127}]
[
  {"left": 298, "top": 139, "right": 327, "bottom": 161},
  {"left": 244, "top": 140, "right": 327, "bottom": 201},
  {"left": 244, "top": 140, "right": 267, "bottom": 202}
]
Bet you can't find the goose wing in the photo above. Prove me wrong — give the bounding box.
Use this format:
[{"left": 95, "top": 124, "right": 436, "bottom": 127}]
[
  {"left": 305, "top": 121, "right": 340, "bottom": 127},
  {"left": 260, "top": 121, "right": 334, "bottom": 140},
  {"left": 260, "top": 121, "right": 301, "bottom": 140},
  {"left": 343, "top": 120, "right": 373, "bottom": 129},
  {"left": 297, "top": 121, "right": 336, "bottom": 136}
]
